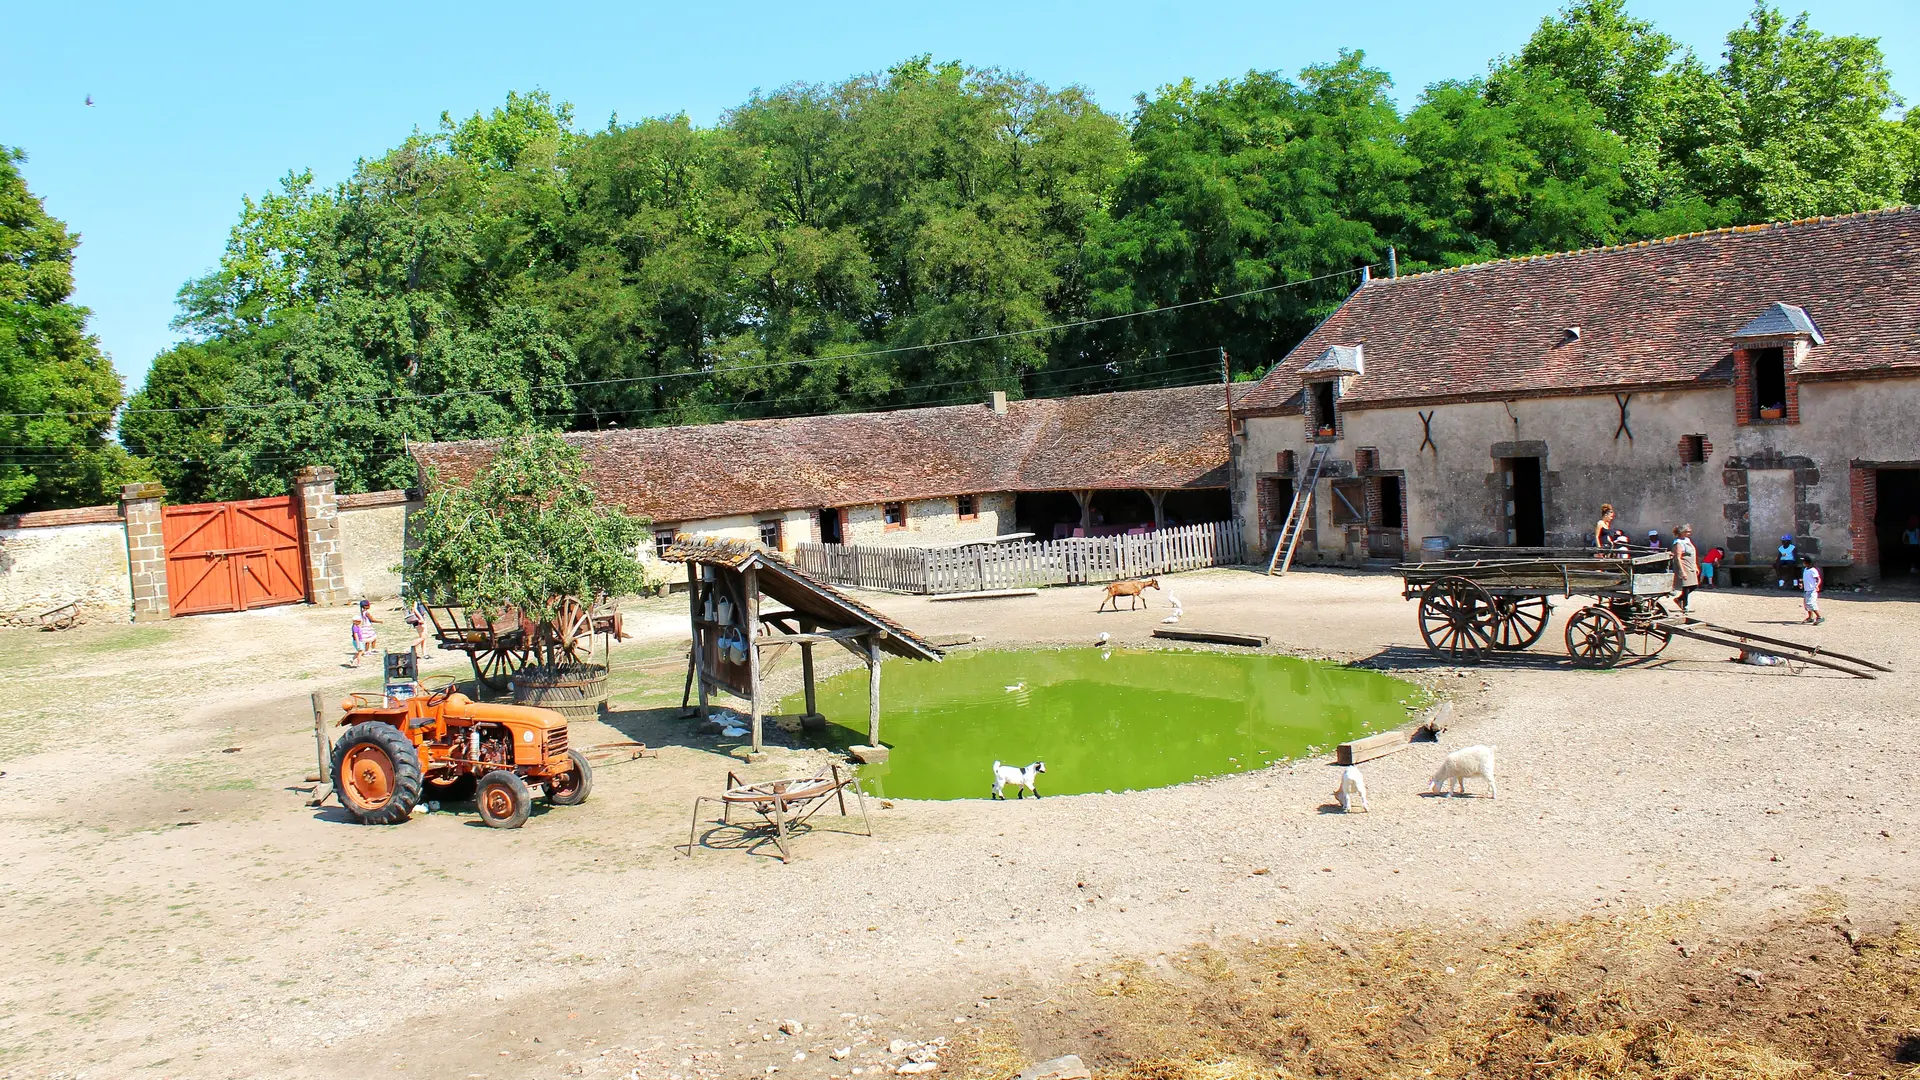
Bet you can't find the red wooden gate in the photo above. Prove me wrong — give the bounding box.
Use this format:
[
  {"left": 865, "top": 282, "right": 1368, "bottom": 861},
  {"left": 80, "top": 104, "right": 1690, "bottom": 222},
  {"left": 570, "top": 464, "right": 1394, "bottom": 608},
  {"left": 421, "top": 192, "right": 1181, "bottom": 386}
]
[{"left": 162, "top": 497, "right": 308, "bottom": 615}]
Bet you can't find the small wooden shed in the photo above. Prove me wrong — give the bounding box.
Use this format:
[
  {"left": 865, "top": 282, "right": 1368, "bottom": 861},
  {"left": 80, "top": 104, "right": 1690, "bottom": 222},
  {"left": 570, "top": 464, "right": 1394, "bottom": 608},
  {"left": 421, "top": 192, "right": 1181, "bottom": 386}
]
[{"left": 660, "top": 536, "right": 943, "bottom": 758}]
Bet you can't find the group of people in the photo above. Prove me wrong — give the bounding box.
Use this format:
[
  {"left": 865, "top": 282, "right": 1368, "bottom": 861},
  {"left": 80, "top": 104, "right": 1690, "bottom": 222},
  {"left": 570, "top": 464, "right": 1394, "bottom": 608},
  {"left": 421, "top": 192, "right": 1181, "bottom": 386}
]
[
  {"left": 1594, "top": 504, "right": 1822, "bottom": 624},
  {"left": 347, "top": 595, "right": 434, "bottom": 667}
]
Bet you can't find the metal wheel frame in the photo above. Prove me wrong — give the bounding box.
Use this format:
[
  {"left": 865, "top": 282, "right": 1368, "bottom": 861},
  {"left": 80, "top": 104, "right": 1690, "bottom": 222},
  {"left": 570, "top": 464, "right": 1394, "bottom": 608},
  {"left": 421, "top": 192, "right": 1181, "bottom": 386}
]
[
  {"left": 340, "top": 744, "right": 397, "bottom": 813},
  {"left": 1491, "top": 596, "right": 1552, "bottom": 651},
  {"left": 1417, "top": 577, "right": 1500, "bottom": 663},
  {"left": 1566, "top": 605, "right": 1628, "bottom": 668}
]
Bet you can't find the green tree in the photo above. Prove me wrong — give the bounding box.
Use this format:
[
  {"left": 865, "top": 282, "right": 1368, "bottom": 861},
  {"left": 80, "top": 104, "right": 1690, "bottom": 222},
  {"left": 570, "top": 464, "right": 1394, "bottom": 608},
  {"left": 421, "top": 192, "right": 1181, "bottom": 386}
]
[
  {"left": 0, "top": 148, "right": 141, "bottom": 512},
  {"left": 1680, "top": 3, "right": 1912, "bottom": 220},
  {"left": 117, "top": 339, "right": 239, "bottom": 503},
  {"left": 405, "top": 430, "right": 648, "bottom": 662}
]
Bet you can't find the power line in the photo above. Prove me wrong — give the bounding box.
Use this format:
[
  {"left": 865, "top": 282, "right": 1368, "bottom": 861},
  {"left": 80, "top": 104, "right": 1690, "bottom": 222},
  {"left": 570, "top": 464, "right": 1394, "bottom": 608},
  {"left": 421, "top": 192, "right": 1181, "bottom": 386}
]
[
  {"left": 0, "top": 263, "right": 1364, "bottom": 421},
  {"left": 0, "top": 362, "right": 1228, "bottom": 466}
]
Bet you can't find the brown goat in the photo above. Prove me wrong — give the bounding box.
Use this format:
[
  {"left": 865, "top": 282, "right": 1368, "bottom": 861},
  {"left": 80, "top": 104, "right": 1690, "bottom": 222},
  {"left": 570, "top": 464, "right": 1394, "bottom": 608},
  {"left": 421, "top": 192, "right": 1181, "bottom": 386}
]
[{"left": 1097, "top": 577, "right": 1161, "bottom": 612}]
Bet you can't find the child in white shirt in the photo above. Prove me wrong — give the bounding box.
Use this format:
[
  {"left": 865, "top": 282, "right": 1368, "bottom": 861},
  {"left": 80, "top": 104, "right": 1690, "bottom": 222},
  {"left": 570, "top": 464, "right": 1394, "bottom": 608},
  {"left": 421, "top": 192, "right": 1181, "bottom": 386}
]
[{"left": 1799, "top": 556, "right": 1823, "bottom": 626}]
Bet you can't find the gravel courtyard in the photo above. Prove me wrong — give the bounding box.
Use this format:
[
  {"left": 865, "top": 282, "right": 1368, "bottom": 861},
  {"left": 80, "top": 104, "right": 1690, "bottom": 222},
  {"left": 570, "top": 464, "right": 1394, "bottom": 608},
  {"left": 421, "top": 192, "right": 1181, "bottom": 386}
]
[{"left": 0, "top": 568, "right": 1912, "bottom": 1079}]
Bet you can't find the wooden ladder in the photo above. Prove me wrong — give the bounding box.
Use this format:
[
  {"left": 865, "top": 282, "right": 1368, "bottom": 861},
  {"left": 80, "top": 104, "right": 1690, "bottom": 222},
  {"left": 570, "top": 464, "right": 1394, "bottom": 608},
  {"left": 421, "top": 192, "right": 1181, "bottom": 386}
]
[{"left": 1266, "top": 443, "right": 1332, "bottom": 576}]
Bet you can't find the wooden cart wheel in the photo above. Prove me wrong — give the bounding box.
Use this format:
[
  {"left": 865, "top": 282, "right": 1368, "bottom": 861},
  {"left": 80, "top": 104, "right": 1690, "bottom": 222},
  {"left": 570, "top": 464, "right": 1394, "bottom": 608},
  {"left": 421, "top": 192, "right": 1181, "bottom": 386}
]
[
  {"left": 1565, "top": 605, "right": 1628, "bottom": 668},
  {"left": 555, "top": 596, "right": 595, "bottom": 663},
  {"left": 470, "top": 646, "right": 527, "bottom": 692},
  {"left": 1491, "top": 596, "right": 1552, "bottom": 651},
  {"left": 1630, "top": 600, "right": 1674, "bottom": 658},
  {"left": 1417, "top": 577, "right": 1499, "bottom": 663}
]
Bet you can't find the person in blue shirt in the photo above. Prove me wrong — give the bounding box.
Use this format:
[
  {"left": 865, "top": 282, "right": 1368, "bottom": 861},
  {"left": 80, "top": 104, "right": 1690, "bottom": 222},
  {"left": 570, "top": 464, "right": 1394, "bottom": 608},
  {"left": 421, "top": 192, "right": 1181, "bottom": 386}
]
[{"left": 1775, "top": 535, "right": 1798, "bottom": 589}]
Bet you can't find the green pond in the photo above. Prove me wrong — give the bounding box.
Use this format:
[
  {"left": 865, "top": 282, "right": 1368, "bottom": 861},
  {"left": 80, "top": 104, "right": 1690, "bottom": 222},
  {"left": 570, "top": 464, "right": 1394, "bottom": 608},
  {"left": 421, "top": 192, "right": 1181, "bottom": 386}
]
[{"left": 782, "top": 648, "right": 1423, "bottom": 801}]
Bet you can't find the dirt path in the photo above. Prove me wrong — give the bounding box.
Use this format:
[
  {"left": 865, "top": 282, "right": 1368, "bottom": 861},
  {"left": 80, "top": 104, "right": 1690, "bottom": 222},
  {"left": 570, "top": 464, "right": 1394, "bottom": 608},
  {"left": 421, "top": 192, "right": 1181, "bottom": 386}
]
[{"left": 0, "top": 571, "right": 1913, "bottom": 1079}]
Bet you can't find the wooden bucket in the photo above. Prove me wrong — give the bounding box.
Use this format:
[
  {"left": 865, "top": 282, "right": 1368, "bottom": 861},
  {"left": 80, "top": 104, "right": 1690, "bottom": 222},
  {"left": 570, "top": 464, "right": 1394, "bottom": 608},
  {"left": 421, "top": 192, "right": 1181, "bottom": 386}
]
[{"left": 512, "top": 663, "right": 608, "bottom": 722}]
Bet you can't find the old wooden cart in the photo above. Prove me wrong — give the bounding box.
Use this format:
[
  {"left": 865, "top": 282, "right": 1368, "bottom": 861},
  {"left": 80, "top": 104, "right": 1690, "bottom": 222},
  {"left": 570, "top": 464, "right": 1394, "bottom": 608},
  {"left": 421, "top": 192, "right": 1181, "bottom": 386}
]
[
  {"left": 1398, "top": 548, "right": 1890, "bottom": 678},
  {"left": 426, "top": 597, "right": 625, "bottom": 691},
  {"left": 1399, "top": 550, "right": 1682, "bottom": 667}
]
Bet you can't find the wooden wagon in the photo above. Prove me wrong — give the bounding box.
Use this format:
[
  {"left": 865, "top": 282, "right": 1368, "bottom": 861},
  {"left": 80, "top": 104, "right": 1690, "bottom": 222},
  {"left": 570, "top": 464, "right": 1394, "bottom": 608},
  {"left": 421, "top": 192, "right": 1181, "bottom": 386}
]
[
  {"left": 1398, "top": 550, "right": 1680, "bottom": 668},
  {"left": 426, "top": 596, "right": 626, "bottom": 691},
  {"left": 1397, "top": 548, "right": 1890, "bottom": 678}
]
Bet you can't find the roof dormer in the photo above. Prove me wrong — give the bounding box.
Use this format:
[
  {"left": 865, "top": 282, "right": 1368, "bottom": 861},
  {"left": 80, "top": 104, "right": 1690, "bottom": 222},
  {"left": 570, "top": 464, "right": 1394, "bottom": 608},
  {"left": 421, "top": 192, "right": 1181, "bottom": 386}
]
[
  {"left": 1300, "top": 345, "right": 1361, "bottom": 442},
  {"left": 1730, "top": 303, "right": 1820, "bottom": 426}
]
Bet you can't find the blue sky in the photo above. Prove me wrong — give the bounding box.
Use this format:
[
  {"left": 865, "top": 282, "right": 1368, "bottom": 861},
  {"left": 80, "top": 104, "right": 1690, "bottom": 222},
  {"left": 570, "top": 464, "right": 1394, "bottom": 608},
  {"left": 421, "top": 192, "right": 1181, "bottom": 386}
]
[{"left": 5, "top": 0, "right": 1914, "bottom": 387}]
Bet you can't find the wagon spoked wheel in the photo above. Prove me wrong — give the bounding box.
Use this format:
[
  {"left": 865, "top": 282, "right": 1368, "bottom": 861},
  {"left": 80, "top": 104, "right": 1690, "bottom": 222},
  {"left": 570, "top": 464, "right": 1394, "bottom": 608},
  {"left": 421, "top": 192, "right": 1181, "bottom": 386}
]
[
  {"left": 1565, "top": 605, "right": 1628, "bottom": 668},
  {"left": 470, "top": 646, "right": 526, "bottom": 693},
  {"left": 555, "top": 597, "right": 595, "bottom": 663},
  {"left": 1491, "top": 596, "right": 1552, "bottom": 651},
  {"left": 1631, "top": 600, "right": 1674, "bottom": 658},
  {"left": 1417, "top": 577, "right": 1499, "bottom": 663}
]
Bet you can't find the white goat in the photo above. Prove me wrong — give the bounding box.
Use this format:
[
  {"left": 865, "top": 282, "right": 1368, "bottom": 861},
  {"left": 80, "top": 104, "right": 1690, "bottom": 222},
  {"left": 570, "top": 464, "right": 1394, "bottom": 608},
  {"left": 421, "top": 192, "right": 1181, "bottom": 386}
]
[
  {"left": 1429, "top": 744, "right": 1497, "bottom": 798},
  {"left": 991, "top": 760, "right": 1046, "bottom": 800},
  {"left": 1333, "top": 765, "right": 1370, "bottom": 812}
]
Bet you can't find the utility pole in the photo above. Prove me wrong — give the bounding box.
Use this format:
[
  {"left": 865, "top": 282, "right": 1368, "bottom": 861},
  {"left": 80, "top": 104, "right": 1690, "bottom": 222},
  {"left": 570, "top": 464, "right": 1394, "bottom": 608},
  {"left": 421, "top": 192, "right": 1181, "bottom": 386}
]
[{"left": 1222, "top": 346, "right": 1240, "bottom": 546}]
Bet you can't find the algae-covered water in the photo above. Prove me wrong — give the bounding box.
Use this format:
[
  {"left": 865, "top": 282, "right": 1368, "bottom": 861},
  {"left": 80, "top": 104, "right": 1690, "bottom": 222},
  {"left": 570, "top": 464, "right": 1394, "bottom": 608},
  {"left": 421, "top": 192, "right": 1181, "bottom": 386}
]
[{"left": 782, "top": 648, "right": 1422, "bottom": 801}]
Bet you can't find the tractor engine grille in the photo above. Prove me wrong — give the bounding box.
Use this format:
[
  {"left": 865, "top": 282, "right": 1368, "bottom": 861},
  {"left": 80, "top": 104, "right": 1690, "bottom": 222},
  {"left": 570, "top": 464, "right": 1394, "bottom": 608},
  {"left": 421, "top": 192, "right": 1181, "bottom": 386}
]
[{"left": 545, "top": 727, "right": 568, "bottom": 759}]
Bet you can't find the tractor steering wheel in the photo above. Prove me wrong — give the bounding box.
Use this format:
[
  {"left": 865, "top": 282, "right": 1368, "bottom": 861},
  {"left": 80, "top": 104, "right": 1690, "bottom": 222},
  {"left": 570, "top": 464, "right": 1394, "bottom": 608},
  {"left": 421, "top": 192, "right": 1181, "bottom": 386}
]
[{"left": 421, "top": 673, "right": 460, "bottom": 705}]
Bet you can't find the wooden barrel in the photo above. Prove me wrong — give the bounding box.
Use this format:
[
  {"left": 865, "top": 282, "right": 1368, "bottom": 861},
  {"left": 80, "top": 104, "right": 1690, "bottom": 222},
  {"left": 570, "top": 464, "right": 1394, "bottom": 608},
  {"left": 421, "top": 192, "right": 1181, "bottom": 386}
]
[{"left": 512, "top": 663, "right": 608, "bottom": 722}]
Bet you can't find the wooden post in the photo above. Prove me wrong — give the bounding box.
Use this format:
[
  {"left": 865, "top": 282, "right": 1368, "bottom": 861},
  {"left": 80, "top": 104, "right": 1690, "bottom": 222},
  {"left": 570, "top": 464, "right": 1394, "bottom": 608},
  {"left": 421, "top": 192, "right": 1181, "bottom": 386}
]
[
  {"left": 1076, "top": 490, "right": 1094, "bottom": 533},
  {"left": 744, "top": 566, "right": 764, "bottom": 757},
  {"left": 311, "top": 692, "right": 330, "bottom": 783},
  {"left": 866, "top": 636, "right": 882, "bottom": 748},
  {"left": 1148, "top": 489, "right": 1167, "bottom": 531},
  {"left": 687, "top": 562, "right": 709, "bottom": 721},
  {"left": 801, "top": 643, "right": 817, "bottom": 717}
]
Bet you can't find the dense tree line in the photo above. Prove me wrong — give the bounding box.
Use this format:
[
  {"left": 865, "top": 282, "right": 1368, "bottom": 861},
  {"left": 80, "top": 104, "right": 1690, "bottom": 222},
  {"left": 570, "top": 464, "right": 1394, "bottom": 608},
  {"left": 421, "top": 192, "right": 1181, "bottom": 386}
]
[{"left": 4, "top": 2, "right": 1917, "bottom": 510}]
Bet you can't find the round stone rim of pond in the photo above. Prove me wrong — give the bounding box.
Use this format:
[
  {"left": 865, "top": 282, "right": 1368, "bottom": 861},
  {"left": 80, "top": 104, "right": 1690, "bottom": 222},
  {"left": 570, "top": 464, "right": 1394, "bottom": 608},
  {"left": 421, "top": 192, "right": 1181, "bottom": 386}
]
[{"left": 780, "top": 646, "right": 1429, "bottom": 802}]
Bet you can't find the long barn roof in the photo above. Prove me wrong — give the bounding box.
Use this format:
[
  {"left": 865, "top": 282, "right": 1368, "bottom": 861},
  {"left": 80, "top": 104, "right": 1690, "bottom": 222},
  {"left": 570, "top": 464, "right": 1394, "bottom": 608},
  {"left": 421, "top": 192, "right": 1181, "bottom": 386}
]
[
  {"left": 413, "top": 383, "right": 1232, "bottom": 522},
  {"left": 1233, "top": 206, "right": 1920, "bottom": 414}
]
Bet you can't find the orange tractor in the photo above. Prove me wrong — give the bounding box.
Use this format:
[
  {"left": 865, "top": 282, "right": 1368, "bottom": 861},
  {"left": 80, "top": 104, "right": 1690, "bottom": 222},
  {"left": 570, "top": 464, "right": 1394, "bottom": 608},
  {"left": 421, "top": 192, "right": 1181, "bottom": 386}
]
[{"left": 330, "top": 675, "right": 592, "bottom": 828}]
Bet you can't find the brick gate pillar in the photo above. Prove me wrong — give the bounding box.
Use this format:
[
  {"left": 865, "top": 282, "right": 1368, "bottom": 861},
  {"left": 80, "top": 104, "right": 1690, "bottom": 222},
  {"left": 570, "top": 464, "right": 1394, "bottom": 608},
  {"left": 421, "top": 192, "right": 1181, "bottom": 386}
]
[
  {"left": 120, "top": 482, "right": 170, "bottom": 622},
  {"left": 295, "top": 466, "right": 348, "bottom": 606}
]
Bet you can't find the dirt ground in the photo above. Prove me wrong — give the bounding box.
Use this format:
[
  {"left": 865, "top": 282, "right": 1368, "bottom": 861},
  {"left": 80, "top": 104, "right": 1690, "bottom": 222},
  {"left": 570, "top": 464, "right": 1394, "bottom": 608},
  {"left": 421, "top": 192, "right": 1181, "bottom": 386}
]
[{"left": 0, "top": 568, "right": 1914, "bottom": 1079}]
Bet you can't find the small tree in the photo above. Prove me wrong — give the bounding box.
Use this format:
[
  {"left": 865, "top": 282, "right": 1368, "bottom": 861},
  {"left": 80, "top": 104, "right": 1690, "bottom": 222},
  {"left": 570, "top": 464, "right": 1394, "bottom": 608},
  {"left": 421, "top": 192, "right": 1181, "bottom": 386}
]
[{"left": 406, "top": 431, "right": 648, "bottom": 665}]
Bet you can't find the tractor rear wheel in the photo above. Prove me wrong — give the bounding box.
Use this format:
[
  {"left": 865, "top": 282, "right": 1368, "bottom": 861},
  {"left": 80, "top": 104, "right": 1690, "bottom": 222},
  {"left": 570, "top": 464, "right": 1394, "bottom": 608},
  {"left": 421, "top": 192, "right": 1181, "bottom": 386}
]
[
  {"left": 476, "top": 771, "right": 533, "bottom": 829},
  {"left": 544, "top": 749, "right": 594, "bottom": 807},
  {"left": 332, "top": 723, "right": 423, "bottom": 825}
]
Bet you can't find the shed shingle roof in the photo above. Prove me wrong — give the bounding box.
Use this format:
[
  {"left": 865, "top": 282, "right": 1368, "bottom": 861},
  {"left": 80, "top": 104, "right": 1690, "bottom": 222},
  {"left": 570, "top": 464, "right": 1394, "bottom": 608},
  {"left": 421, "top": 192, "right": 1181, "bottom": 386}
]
[
  {"left": 414, "top": 384, "right": 1231, "bottom": 522},
  {"left": 1233, "top": 207, "right": 1920, "bottom": 414}
]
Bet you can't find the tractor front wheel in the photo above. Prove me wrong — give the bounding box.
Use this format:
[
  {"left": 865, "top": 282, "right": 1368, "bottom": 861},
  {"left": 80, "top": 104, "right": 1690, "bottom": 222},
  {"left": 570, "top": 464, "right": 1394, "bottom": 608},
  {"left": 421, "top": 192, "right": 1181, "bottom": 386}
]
[
  {"left": 476, "top": 771, "right": 533, "bottom": 829},
  {"left": 544, "top": 749, "right": 594, "bottom": 807},
  {"left": 332, "top": 723, "right": 424, "bottom": 825}
]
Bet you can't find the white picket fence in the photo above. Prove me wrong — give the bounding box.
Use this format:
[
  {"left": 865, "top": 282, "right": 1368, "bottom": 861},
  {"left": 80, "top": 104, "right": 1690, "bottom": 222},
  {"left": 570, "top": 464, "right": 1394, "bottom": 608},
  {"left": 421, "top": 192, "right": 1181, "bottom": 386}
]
[{"left": 794, "top": 520, "right": 1245, "bottom": 595}]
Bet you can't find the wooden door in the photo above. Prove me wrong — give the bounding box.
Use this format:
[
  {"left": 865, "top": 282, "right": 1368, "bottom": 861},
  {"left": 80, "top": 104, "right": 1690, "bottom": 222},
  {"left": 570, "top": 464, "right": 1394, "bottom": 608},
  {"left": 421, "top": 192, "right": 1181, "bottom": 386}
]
[{"left": 163, "top": 497, "right": 308, "bottom": 615}]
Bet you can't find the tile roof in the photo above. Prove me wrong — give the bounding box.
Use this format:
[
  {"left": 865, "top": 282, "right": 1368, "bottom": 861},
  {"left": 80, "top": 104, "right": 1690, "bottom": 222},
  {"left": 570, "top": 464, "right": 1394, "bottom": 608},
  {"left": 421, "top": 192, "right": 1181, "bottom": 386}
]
[
  {"left": 1301, "top": 344, "right": 1364, "bottom": 376},
  {"left": 658, "top": 535, "right": 942, "bottom": 661},
  {"left": 1233, "top": 207, "right": 1920, "bottom": 414},
  {"left": 1732, "top": 302, "right": 1825, "bottom": 345},
  {"left": 414, "top": 384, "right": 1232, "bottom": 522}
]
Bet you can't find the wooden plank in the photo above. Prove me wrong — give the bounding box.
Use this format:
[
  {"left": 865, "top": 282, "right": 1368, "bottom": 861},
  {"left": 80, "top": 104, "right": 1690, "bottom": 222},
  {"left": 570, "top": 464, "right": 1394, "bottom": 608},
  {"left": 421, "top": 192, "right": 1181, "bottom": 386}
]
[
  {"left": 1667, "top": 618, "right": 1891, "bottom": 671},
  {"left": 1662, "top": 624, "right": 1880, "bottom": 679},
  {"left": 1336, "top": 703, "right": 1452, "bottom": 765},
  {"left": 1152, "top": 626, "right": 1269, "bottom": 647},
  {"left": 928, "top": 588, "right": 1040, "bottom": 601}
]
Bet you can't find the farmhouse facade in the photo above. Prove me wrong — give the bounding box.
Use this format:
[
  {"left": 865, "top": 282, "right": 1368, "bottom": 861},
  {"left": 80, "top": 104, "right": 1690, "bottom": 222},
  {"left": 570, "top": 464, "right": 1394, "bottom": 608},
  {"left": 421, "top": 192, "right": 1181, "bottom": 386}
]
[
  {"left": 414, "top": 384, "right": 1233, "bottom": 553},
  {"left": 1229, "top": 207, "right": 1920, "bottom": 580}
]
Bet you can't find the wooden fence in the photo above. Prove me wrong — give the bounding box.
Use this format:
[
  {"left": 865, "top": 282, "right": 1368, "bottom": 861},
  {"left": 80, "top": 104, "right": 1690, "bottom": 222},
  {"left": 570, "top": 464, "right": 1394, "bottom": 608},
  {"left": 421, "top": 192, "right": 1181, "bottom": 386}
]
[{"left": 794, "top": 520, "right": 1245, "bottom": 595}]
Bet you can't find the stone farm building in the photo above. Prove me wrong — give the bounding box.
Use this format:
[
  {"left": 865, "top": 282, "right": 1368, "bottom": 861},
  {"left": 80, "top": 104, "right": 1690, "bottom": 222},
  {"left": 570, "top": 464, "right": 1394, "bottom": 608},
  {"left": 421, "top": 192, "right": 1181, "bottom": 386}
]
[
  {"left": 412, "top": 385, "right": 1233, "bottom": 554},
  {"left": 1229, "top": 207, "right": 1920, "bottom": 581}
]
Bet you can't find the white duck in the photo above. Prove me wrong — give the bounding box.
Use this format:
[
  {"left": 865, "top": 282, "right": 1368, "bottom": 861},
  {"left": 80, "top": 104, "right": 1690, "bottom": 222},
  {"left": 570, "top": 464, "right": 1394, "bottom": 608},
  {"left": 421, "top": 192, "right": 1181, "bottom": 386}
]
[
  {"left": 1003, "top": 681, "right": 1026, "bottom": 693},
  {"left": 1094, "top": 631, "right": 1110, "bottom": 647},
  {"left": 1161, "top": 595, "right": 1183, "bottom": 624}
]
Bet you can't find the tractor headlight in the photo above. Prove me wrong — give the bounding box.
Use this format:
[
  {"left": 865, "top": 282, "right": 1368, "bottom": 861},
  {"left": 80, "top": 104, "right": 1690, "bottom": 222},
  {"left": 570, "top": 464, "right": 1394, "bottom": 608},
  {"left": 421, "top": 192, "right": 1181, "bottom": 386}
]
[{"left": 522, "top": 730, "right": 533, "bottom": 742}]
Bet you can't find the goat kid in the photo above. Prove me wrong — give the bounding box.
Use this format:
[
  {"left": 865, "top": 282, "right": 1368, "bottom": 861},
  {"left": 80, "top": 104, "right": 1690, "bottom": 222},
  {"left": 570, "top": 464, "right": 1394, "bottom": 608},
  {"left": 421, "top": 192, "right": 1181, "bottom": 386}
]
[
  {"left": 1428, "top": 744, "right": 1497, "bottom": 798},
  {"left": 1333, "top": 765, "right": 1370, "bottom": 812},
  {"left": 991, "top": 760, "right": 1046, "bottom": 800}
]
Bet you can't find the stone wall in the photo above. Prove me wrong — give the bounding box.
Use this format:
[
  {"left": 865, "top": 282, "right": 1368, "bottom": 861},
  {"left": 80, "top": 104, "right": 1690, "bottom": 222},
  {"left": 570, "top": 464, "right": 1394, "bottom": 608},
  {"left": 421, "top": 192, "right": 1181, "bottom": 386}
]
[
  {"left": 337, "top": 490, "right": 418, "bottom": 601},
  {"left": 0, "top": 512, "right": 132, "bottom": 626},
  {"left": 1236, "top": 374, "right": 1920, "bottom": 577},
  {"left": 840, "top": 493, "right": 1013, "bottom": 544}
]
